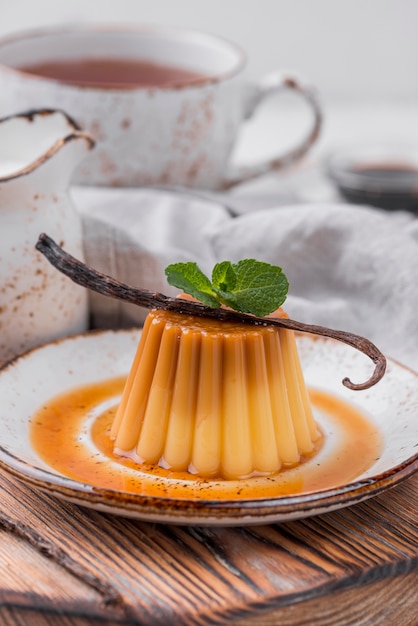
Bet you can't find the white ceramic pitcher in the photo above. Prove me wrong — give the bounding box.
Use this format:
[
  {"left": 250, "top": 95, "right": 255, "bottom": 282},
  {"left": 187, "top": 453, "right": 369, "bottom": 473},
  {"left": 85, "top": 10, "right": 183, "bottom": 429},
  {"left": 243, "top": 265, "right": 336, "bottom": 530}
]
[{"left": 0, "top": 109, "right": 95, "bottom": 361}]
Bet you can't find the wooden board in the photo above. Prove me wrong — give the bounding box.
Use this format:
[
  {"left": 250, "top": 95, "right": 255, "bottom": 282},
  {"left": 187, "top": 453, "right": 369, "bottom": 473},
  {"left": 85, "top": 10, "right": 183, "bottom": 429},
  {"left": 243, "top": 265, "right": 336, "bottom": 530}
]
[{"left": 0, "top": 467, "right": 416, "bottom": 625}]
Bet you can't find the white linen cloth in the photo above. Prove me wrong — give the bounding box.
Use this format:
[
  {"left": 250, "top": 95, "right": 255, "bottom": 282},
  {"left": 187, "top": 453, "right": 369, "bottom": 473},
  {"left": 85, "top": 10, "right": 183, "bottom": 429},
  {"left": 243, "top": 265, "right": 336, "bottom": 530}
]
[{"left": 72, "top": 186, "right": 418, "bottom": 372}]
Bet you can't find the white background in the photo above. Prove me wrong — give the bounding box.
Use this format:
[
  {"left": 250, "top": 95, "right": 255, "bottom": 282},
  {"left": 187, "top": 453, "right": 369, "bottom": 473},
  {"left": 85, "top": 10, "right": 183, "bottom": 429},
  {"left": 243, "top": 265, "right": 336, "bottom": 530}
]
[{"left": 0, "top": 0, "right": 417, "bottom": 101}]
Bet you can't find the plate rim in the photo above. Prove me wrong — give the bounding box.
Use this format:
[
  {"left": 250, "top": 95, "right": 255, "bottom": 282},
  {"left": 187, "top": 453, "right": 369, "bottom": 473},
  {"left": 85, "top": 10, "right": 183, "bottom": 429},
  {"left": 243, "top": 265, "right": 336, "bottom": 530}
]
[{"left": 0, "top": 328, "right": 417, "bottom": 524}]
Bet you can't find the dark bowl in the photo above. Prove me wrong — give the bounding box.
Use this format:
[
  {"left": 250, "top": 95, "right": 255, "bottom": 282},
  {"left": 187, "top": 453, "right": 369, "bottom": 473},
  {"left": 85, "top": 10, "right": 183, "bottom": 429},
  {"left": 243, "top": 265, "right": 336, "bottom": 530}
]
[{"left": 326, "top": 144, "right": 418, "bottom": 213}]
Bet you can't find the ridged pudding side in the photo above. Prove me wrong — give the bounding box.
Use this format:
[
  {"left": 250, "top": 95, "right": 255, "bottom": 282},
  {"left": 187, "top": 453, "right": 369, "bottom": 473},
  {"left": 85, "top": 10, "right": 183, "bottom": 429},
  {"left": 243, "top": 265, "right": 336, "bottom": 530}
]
[{"left": 110, "top": 309, "right": 321, "bottom": 480}]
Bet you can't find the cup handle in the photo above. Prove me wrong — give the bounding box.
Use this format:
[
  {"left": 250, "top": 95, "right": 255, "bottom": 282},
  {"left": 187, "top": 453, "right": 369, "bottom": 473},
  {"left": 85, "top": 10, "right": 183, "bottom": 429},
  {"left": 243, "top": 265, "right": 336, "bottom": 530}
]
[{"left": 222, "top": 72, "right": 322, "bottom": 189}]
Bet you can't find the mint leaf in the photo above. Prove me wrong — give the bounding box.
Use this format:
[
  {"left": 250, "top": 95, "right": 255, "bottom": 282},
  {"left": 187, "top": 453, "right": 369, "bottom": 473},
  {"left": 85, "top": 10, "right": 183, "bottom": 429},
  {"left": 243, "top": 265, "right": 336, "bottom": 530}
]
[
  {"left": 165, "top": 258, "right": 289, "bottom": 316},
  {"left": 218, "top": 260, "right": 288, "bottom": 316},
  {"left": 165, "top": 262, "right": 220, "bottom": 308},
  {"left": 211, "top": 261, "right": 237, "bottom": 291}
]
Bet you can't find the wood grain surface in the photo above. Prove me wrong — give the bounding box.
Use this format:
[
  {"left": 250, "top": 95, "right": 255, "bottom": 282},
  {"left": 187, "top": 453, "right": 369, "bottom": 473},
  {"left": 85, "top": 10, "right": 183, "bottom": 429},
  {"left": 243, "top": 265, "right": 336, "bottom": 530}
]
[{"left": 0, "top": 466, "right": 416, "bottom": 625}]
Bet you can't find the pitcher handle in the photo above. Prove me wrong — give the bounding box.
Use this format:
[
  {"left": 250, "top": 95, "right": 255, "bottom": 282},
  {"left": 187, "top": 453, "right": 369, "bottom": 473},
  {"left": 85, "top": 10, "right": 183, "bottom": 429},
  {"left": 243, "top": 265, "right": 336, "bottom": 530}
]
[{"left": 222, "top": 72, "right": 322, "bottom": 189}]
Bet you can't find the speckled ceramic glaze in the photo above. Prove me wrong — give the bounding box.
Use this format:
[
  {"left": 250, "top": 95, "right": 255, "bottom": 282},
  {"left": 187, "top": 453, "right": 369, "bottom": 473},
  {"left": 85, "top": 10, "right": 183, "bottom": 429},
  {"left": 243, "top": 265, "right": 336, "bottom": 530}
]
[
  {"left": 0, "top": 25, "right": 321, "bottom": 188},
  {"left": 0, "top": 329, "right": 416, "bottom": 526},
  {"left": 0, "top": 109, "right": 95, "bottom": 360}
]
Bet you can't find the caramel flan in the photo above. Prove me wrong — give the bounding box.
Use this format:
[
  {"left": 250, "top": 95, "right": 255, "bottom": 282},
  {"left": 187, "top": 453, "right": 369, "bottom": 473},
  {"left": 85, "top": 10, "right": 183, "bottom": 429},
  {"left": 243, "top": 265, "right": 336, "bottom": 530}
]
[{"left": 110, "top": 307, "right": 320, "bottom": 480}]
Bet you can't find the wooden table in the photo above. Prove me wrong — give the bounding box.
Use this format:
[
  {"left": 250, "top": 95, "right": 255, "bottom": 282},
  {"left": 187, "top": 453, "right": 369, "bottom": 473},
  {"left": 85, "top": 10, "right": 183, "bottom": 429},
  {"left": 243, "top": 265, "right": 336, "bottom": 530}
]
[{"left": 0, "top": 466, "right": 416, "bottom": 626}]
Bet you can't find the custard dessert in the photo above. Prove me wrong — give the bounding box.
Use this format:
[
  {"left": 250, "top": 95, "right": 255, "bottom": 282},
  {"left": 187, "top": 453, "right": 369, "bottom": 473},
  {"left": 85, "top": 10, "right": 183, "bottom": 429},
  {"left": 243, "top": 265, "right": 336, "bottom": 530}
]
[
  {"left": 110, "top": 307, "right": 321, "bottom": 480},
  {"left": 32, "top": 238, "right": 387, "bottom": 489}
]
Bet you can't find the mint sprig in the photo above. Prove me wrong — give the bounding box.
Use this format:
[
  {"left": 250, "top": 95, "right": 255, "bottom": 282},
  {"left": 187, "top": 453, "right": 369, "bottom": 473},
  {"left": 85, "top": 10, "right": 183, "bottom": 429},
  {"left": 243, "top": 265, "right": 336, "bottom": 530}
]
[{"left": 165, "top": 259, "right": 289, "bottom": 317}]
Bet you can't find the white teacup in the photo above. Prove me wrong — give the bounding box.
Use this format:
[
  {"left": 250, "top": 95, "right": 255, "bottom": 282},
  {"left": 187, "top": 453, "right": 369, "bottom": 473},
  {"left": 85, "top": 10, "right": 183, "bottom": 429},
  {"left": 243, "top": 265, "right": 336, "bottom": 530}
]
[{"left": 0, "top": 24, "right": 322, "bottom": 189}]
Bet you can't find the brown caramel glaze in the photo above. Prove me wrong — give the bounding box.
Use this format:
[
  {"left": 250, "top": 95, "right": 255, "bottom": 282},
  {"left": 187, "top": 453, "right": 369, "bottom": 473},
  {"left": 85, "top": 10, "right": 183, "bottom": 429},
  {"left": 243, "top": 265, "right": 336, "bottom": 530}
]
[{"left": 29, "top": 377, "right": 383, "bottom": 501}]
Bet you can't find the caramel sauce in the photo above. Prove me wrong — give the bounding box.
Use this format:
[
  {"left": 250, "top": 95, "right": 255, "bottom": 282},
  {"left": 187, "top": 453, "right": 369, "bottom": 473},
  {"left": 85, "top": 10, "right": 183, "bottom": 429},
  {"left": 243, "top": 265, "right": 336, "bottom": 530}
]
[{"left": 30, "top": 377, "right": 383, "bottom": 500}]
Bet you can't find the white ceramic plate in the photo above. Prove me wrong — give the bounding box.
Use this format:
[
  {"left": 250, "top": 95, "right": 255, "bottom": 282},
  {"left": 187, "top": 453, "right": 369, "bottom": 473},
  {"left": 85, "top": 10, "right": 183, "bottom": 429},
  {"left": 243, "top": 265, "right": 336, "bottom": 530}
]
[{"left": 0, "top": 329, "right": 416, "bottom": 526}]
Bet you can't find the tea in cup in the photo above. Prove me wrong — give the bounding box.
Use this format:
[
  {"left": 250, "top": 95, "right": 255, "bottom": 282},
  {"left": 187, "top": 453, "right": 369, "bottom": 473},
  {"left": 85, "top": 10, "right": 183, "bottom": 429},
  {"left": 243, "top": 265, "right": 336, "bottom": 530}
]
[{"left": 0, "top": 24, "right": 322, "bottom": 189}]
